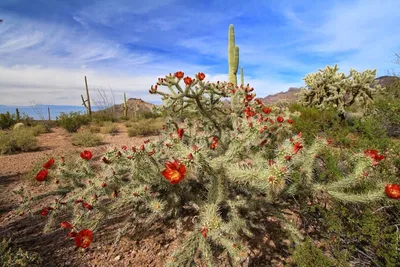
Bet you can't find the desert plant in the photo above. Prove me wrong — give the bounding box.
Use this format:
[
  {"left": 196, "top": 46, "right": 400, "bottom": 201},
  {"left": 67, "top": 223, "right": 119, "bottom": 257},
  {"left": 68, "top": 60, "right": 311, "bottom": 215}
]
[
  {"left": 127, "top": 118, "right": 162, "bottom": 137},
  {"left": 81, "top": 76, "right": 92, "bottom": 117},
  {"left": 298, "top": 65, "right": 383, "bottom": 121},
  {"left": 71, "top": 130, "right": 103, "bottom": 147},
  {"left": 100, "top": 121, "right": 119, "bottom": 135},
  {"left": 0, "top": 128, "right": 39, "bottom": 154},
  {"left": 58, "top": 112, "right": 91, "bottom": 133},
  {"left": 0, "top": 238, "right": 43, "bottom": 267},
  {"left": 16, "top": 71, "right": 396, "bottom": 267},
  {"left": 0, "top": 111, "right": 16, "bottom": 130}
]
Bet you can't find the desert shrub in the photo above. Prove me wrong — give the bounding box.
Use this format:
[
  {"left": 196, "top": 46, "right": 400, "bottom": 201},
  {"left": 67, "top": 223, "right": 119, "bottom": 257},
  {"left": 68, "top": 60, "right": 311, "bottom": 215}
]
[
  {"left": 71, "top": 130, "right": 103, "bottom": 147},
  {"left": 0, "top": 112, "right": 16, "bottom": 130},
  {"left": 124, "top": 120, "right": 133, "bottom": 128},
  {"left": 100, "top": 121, "right": 119, "bottom": 135},
  {"left": 289, "top": 238, "right": 336, "bottom": 267},
  {"left": 30, "top": 124, "right": 47, "bottom": 136},
  {"left": 371, "top": 80, "right": 400, "bottom": 137},
  {"left": 58, "top": 112, "right": 90, "bottom": 133},
  {"left": 127, "top": 118, "right": 162, "bottom": 137},
  {"left": 289, "top": 103, "right": 338, "bottom": 145},
  {"left": 0, "top": 128, "right": 39, "bottom": 154},
  {"left": 92, "top": 111, "right": 118, "bottom": 124},
  {"left": 0, "top": 238, "right": 43, "bottom": 267}
]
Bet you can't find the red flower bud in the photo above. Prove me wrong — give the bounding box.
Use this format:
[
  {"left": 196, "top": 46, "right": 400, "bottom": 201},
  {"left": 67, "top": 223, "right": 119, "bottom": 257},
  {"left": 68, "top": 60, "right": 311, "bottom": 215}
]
[
  {"left": 197, "top": 72, "right": 206, "bottom": 81},
  {"left": 174, "top": 71, "right": 184, "bottom": 79},
  {"left": 184, "top": 76, "right": 193, "bottom": 85},
  {"left": 61, "top": 221, "right": 73, "bottom": 229}
]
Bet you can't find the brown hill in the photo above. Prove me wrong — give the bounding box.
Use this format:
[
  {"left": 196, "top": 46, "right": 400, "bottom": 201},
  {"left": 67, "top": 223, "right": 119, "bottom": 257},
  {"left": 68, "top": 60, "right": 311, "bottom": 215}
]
[{"left": 97, "top": 98, "right": 156, "bottom": 118}]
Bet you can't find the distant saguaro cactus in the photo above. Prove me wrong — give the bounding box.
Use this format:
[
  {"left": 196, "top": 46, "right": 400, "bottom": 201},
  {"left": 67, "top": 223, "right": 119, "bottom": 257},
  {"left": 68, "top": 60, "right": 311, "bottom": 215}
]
[
  {"left": 15, "top": 108, "right": 20, "bottom": 122},
  {"left": 228, "top": 24, "right": 239, "bottom": 87},
  {"left": 298, "top": 65, "right": 382, "bottom": 120},
  {"left": 123, "top": 93, "right": 128, "bottom": 118},
  {"left": 81, "top": 76, "right": 92, "bottom": 118}
]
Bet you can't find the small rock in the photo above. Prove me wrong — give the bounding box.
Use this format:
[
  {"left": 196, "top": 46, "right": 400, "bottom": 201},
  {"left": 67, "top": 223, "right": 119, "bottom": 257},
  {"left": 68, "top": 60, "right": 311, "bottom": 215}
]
[{"left": 114, "top": 255, "right": 121, "bottom": 261}]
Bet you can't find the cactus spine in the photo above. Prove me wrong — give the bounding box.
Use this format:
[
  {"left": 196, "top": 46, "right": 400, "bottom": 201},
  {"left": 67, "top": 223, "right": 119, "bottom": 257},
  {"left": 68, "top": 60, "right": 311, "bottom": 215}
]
[
  {"left": 81, "top": 76, "right": 92, "bottom": 118},
  {"left": 240, "top": 67, "right": 244, "bottom": 86},
  {"left": 15, "top": 108, "right": 20, "bottom": 122},
  {"left": 123, "top": 93, "right": 128, "bottom": 118},
  {"left": 228, "top": 24, "right": 239, "bottom": 87}
]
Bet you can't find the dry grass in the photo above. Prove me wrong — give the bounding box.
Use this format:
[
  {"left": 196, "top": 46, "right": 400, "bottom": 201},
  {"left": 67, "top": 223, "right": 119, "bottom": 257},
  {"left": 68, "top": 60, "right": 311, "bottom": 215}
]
[{"left": 127, "top": 118, "right": 163, "bottom": 137}]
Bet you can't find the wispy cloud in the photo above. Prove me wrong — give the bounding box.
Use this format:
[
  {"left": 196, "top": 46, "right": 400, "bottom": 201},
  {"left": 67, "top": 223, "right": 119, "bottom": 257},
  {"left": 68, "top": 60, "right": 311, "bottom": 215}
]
[{"left": 0, "top": 0, "right": 400, "bottom": 106}]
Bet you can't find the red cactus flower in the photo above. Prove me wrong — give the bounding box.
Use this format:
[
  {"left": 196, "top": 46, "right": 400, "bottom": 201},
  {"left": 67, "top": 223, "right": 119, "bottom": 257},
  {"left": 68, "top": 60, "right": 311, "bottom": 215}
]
[
  {"left": 61, "top": 221, "right": 73, "bottom": 229},
  {"left": 61, "top": 156, "right": 65, "bottom": 163},
  {"left": 101, "top": 182, "right": 106, "bottom": 188},
  {"left": 36, "top": 169, "right": 48, "bottom": 182},
  {"left": 75, "top": 229, "right": 93, "bottom": 248},
  {"left": 80, "top": 150, "right": 93, "bottom": 161},
  {"left": 187, "top": 153, "right": 193, "bottom": 160},
  {"left": 75, "top": 199, "right": 83, "bottom": 204},
  {"left": 210, "top": 141, "right": 217, "bottom": 150},
  {"left": 284, "top": 155, "right": 291, "bottom": 161},
  {"left": 41, "top": 208, "right": 49, "bottom": 216},
  {"left": 121, "top": 145, "right": 127, "bottom": 150},
  {"left": 161, "top": 159, "right": 186, "bottom": 184},
  {"left": 197, "top": 72, "right": 206, "bottom": 81},
  {"left": 293, "top": 142, "right": 303, "bottom": 154},
  {"left": 327, "top": 139, "right": 332, "bottom": 145},
  {"left": 364, "top": 149, "right": 385, "bottom": 165},
  {"left": 268, "top": 159, "right": 275, "bottom": 166},
  {"left": 148, "top": 149, "right": 155, "bottom": 156},
  {"left": 174, "top": 71, "right": 184, "bottom": 79},
  {"left": 177, "top": 128, "right": 184, "bottom": 139},
  {"left": 102, "top": 157, "right": 111, "bottom": 164},
  {"left": 132, "top": 146, "right": 137, "bottom": 152},
  {"left": 201, "top": 227, "right": 208, "bottom": 238},
  {"left": 244, "top": 107, "right": 256, "bottom": 118},
  {"left": 277, "top": 116, "right": 284, "bottom": 123},
  {"left": 262, "top": 107, "right": 272, "bottom": 114},
  {"left": 245, "top": 94, "right": 255, "bottom": 102},
  {"left": 385, "top": 184, "right": 400, "bottom": 199},
  {"left": 184, "top": 76, "right": 193, "bottom": 85},
  {"left": 82, "top": 202, "right": 93, "bottom": 210},
  {"left": 144, "top": 139, "right": 150, "bottom": 144},
  {"left": 43, "top": 158, "right": 55, "bottom": 169},
  {"left": 287, "top": 119, "right": 294, "bottom": 124},
  {"left": 140, "top": 144, "right": 145, "bottom": 151},
  {"left": 255, "top": 99, "right": 263, "bottom": 105}
]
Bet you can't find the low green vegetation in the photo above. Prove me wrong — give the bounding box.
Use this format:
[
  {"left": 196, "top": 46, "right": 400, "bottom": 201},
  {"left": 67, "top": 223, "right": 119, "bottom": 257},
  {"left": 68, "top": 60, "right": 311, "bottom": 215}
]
[
  {"left": 71, "top": 130, "right": 103, "bottom": 147},
  {"left": 57, "top": 112, "right": 90, "bottom": 133},
  {"left": 127, "top": 118, "right": 163, "bottom": 137},
  {"left": 0, "top": 127, "right": 39, "bottom": 155}
]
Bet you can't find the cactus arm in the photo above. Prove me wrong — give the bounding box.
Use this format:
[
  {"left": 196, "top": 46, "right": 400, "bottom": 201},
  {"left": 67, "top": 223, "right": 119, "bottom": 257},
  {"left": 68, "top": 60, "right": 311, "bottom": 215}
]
[{"left": 240, "top": 67, "right": 244, "bottom": 86}]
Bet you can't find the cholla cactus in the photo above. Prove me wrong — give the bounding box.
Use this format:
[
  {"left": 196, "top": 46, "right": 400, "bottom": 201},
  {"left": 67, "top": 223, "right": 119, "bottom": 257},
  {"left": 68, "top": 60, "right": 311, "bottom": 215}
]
[
  {"left": 15, "top": 71, "right": 395, "bottom": 266},
  {"left": 298, "top": 65, "right": 382, "bottom": 119}
]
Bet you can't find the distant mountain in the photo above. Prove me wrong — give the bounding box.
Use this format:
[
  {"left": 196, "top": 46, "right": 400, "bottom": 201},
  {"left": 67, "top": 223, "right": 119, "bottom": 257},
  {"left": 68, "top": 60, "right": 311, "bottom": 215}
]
[
  {"left": 373, "top": 75, "right": 400, "bottom": 87},
  {"left": 96, "top": 98, "right": 156, "bottom": 117}
]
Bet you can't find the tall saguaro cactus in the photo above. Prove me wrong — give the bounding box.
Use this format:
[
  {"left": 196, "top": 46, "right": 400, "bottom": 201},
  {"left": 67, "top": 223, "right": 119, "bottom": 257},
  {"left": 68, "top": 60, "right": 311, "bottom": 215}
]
[
  {"left": 15, "top": 108, "right": 20, "bottom": 122},
  {"left": 240, "top": 67, "right": 244, "bottom": 86},
  {"left": 81, "top": 76, "right": 92, "bottom": 118},
  {"left": 228, "top": 24, "right": 239, "bottom": 87},
  {"left": 123, "top": 93, "right": 128, "bottom": 118}
]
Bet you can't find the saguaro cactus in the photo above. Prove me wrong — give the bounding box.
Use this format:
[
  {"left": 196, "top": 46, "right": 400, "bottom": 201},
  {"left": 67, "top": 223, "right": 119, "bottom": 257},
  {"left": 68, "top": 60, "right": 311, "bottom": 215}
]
[
  {"left": 81, "top": 76, "right": 92, "bottom": 118},
  {"left": 123, "top": 93, "right": 128, "bottom": 118},
  {"left": 15, "top": 108, "right": 20, "bottom": 122},
  {"left": 48, "top": 107, "right": 51, "bottom": 121},
  {"left": 228, "top": 24, "right": 239, "bottom": 87},
  {"left": 240, "top": 67, "right": 244, "bottom": 86}
]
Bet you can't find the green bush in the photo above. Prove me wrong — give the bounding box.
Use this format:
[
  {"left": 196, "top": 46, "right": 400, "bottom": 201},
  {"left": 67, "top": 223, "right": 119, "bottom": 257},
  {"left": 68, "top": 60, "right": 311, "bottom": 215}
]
[
  {"left": 30, "top": 124, "right": 47, "bottom": 136},
  {"left": 58, "top": 112, "right": 90, "bottom": 133},
  {"left": 289, "top": 238, "right": 336, "bottom": 267},
  {"left": 372, "top": 80, "right": 400, "bottom": 137},
  {"left": 71, "top": 130, "right": 103, "bottom": 147},
  {"left": 0, "top": 238, "right": 43, "bottom": 267},
  {"left": 92, "top": 111, "right": 118, "bottom": 124},
  {"left": 0, "top": 128, "right": 39, "bottom": 154},
  {"left": 0, "top": 112, "right": 16, "bottom": 130},
  {"left": 100, "top": 121, "right": 119, "bottom": 135},
  {"left": 127, "top": 118, "right": 162, "bottom": 137}
]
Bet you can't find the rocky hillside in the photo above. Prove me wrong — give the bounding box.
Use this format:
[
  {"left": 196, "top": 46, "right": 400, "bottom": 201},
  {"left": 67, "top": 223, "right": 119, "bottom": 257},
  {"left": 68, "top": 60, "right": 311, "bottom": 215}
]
[{"left": 97, "top": 98, "right": 155, "bottom": 117}]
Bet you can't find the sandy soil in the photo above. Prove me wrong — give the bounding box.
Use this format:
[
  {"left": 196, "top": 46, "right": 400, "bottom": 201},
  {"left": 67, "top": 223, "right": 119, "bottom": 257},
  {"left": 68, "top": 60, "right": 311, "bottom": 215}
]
[{"left": 0, "top": 123, "right": 289, "bottom": 267}]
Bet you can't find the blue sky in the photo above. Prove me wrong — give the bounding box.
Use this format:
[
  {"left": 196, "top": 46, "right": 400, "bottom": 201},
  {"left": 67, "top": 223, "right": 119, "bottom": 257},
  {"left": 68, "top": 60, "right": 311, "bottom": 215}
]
[{"left": 1, "top": 0, "right": 400, "bottom": 106}]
